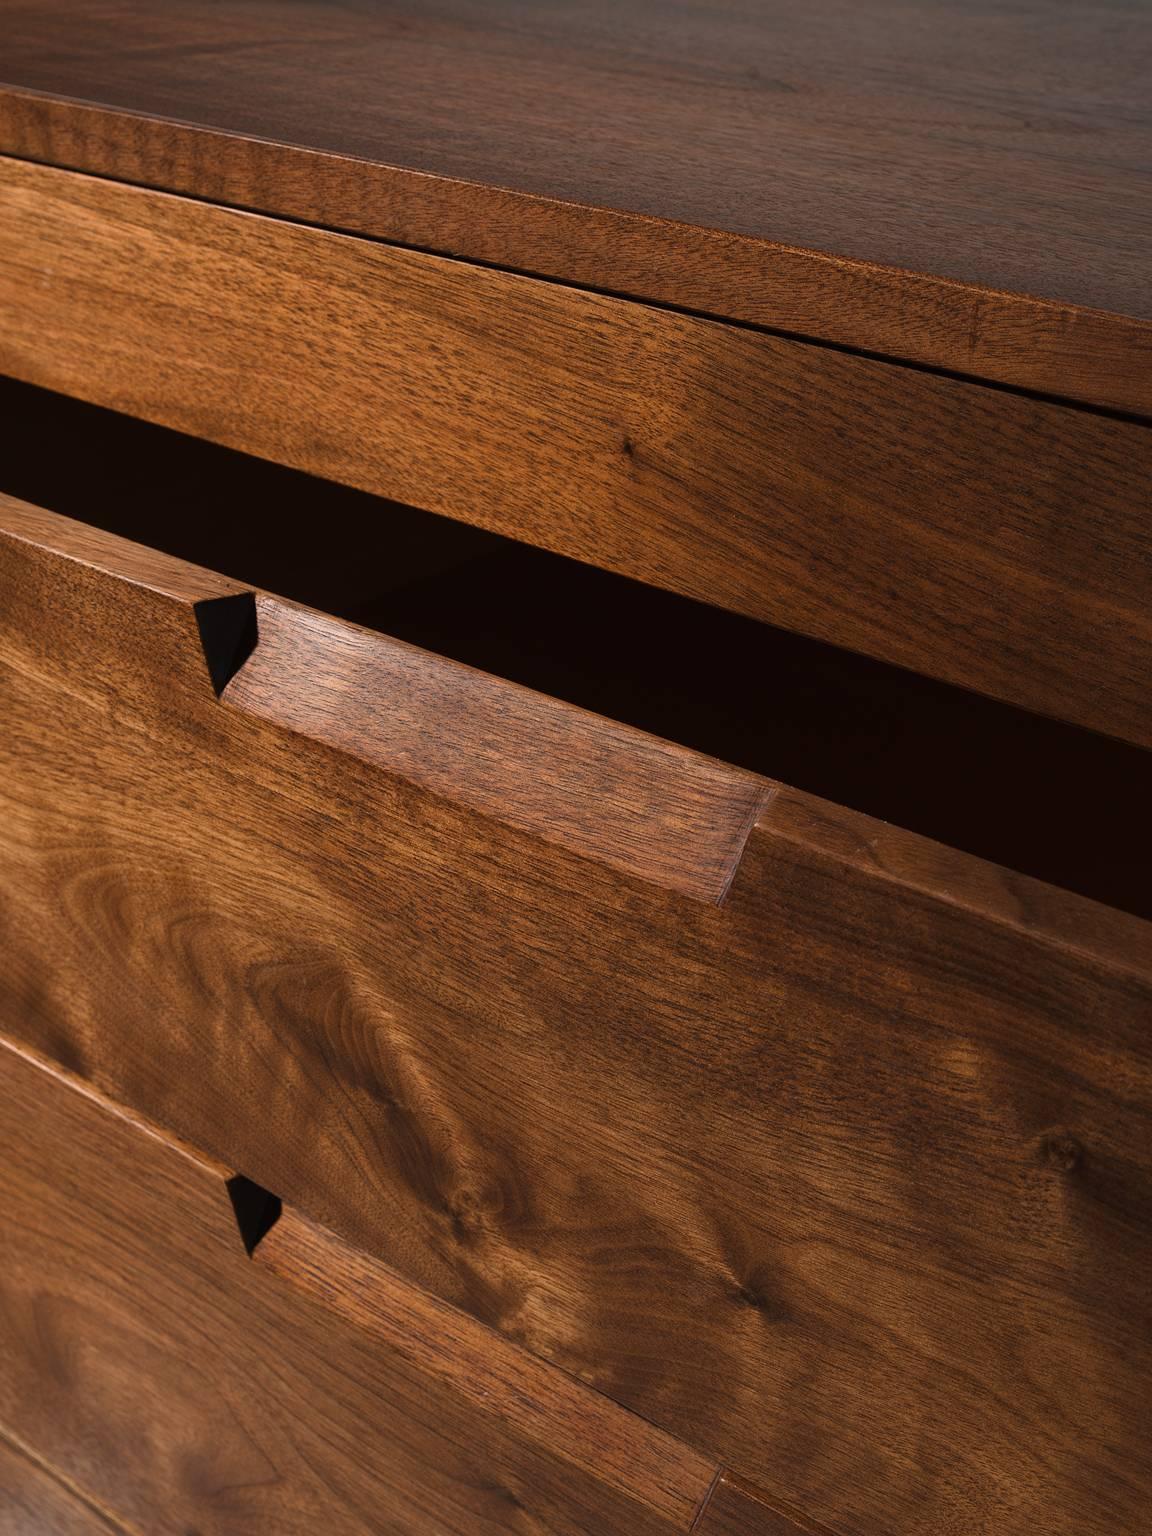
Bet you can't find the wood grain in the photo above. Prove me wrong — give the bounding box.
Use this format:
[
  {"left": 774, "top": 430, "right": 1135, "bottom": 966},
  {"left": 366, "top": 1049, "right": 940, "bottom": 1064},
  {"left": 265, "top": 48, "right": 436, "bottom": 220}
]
[
  {"left": 0, "top": 0, "right": 1149, "bottom": 412},
  {"left": 225, "top": 594, "right": 767, "bottom": 902},
  {"left": 0, "top": 1033, "right": 716, "bottom": 1536},
  {"left": 0, "top": 1435, "right": 129, "bottom": 1536},
  {"left": 2, "top": 499, "right": 1150, "bottom": 1536},
  {"left": 693, "top": 1475, "right": 835, "bottom": 1536},
  {"left": 2, "top": 159, "right": 1150, "bottom": 749}
]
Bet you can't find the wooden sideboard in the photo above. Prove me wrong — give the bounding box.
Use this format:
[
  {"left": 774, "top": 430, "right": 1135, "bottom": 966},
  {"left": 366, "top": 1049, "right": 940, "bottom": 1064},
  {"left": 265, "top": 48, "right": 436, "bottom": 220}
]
[{"left": 0, "top": 5, "right": 1149, "bottom": 1534}]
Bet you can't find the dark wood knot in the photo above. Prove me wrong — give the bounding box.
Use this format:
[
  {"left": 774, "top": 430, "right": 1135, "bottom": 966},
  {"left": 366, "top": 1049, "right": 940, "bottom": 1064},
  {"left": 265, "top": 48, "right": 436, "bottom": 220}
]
[{"left": 1042, "top": 1130, "right": 1084, "bottom": 1173}]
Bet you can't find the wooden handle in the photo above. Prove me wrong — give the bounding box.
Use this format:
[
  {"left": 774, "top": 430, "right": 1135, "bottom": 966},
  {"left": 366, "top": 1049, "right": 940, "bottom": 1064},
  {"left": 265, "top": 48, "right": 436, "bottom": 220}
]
[
  {"left": 0, "top": 497, "right": 767, "bottom": 902},
  {"left": 222, "top": 594, "right": 771, "bottom": 903},
  {"left": 693, "top": 1473, "right": 840, "bottom": 1535},
  {"left": 248, "top": 1197, "right": 717, "bottom": 1531},
  {"left": 249, "top": 1195, "right": 824, "bottom": 1536}
]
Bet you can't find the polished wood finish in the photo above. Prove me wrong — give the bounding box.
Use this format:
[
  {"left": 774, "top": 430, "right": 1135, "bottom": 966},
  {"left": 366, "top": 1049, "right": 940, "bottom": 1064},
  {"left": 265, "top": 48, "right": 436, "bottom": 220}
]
[
  {"left": 0, "top": 1033, "right": 717, "bottom": 1536},
  {"left": 2, "top": 9, "right": 1150, "bottom": 1520},
  {"left": 1, "top": 498, "right": 1149, "bottom": 1536},
  {"left": 2, "top": 157, "right": 1150, "bottom": 749},
  {"left": 0, "top": 0, "right": 1150, "bottom": 412},
  {"left": 0, "top": 1436, "right": 128, "bottom": 1536}
]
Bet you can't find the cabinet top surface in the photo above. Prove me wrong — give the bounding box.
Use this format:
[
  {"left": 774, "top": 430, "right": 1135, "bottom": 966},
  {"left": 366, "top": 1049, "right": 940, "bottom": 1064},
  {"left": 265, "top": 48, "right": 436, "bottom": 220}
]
[{"left": 1, "top": 0, "right": 1150, "bottom": 406}]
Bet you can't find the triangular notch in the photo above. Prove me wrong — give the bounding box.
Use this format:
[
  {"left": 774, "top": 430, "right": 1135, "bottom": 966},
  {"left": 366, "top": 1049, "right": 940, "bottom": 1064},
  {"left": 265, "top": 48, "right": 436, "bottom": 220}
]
[
  {"left": 225, "top": 1174, "right": 283, "bottom": 1257},
  {"left": 195, "top": 592, "right": 258, "bottom": 697}
]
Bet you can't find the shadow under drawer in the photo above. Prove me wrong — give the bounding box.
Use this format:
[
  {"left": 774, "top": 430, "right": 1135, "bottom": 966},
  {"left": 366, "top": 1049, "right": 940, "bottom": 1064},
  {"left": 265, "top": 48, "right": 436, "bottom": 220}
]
[{"left": 0, "top": 373, "right": 1146, "bottom": 920}]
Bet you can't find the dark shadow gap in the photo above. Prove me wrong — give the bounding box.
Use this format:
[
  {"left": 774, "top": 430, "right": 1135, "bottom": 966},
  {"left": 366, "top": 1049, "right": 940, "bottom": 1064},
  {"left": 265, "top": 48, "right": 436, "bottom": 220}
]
[
  {"left": 0, "top": 374, "right": 1147, "bottom": 919},
  {"left": 225, "top": 1174, "right": 282, "bottom": 1257},
  {"left": 194, "top": 592, "right": 258, "bottom": 696}
]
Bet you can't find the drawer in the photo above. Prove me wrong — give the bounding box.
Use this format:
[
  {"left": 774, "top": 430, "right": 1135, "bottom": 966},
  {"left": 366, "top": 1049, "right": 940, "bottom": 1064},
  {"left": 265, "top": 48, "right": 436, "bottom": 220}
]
[
  {"left": 1, "top": 412, "right": 1150, "bottom": 1536},
  {"left": 0, "top": 1032, "right": 721, "bottom": 1536},
  {"left": 1, "top": 154, "right": 1151, "bottom": 750}
]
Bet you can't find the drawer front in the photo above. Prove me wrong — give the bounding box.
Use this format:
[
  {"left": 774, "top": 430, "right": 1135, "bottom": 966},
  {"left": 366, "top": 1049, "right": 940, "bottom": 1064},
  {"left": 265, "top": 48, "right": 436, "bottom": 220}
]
[
  {"left": 0, "top": 1033, "right": 714, "bottom": 1536},
  {"left": 0, "top": 154, "right": 1150, "bottom": 749},
  {"left": 1, "top": 498, "right": 1150, "bottom": 1536}
]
